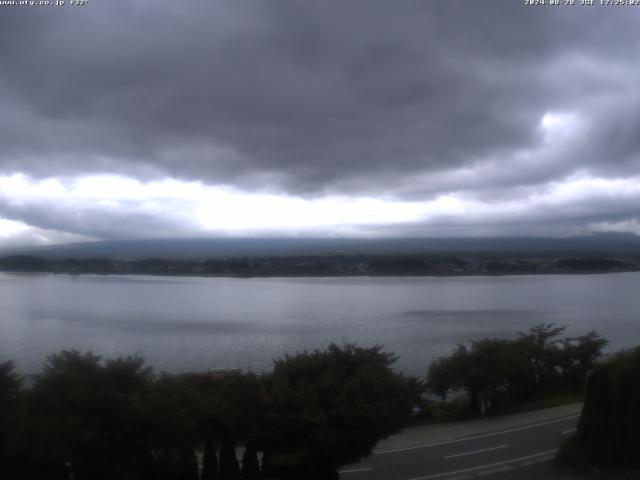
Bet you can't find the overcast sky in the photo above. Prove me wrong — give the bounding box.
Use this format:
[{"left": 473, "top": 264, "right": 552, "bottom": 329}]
[{"left": 1, "top": 0, "right": 639, "bottom": 247}]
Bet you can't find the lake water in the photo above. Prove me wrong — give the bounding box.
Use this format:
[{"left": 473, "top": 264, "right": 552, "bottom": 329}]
[{"left": 1, "top": 272, "right": 639, "bottom": 377}]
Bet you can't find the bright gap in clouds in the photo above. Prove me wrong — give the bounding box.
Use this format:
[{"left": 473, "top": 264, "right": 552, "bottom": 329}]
[
  {"left": 0, "top": 218, "right": 30, "bottom": 237},
  {"left": 0, "top": 217, "right": 94, "bottom": 247},
  {"left": 0, "top": 172, "right": 640, "bottom": 245},
  {"left": 0, "top": 174, "right": 444, "bottom": 236},
  {"left": 540, "top": 112, "right": 581, "bottom": 145}
]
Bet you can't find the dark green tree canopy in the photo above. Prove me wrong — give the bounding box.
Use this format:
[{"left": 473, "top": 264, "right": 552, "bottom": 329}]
[
  {"left": 27, "top": 351, "right": 155, "bottom": 480},
  {"left": 0, "top": 360, "right": 21, "bottom": 406},
  {"left": 262, "top": 344, "right": 421, "bottom": 475},
  {"left": 1, "top": 344, "right": 421, "bottom": 480},
  {"left": 426, "top": 324, "right": 607, "bottom": 413},
  {"left": 570, "top": 346, "right": 640, "bottom": 469}
]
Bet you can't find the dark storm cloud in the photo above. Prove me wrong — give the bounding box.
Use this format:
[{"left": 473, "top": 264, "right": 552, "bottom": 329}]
[
  {"left": 1, "top": 0, "right": 638, "bottom": 197},
  {"left": 2, "top": 0, "right": 640, "bottom": 245}
]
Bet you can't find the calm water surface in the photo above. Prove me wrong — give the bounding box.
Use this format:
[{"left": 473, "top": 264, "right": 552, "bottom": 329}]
[{"left": 1, "top": 272, "right": 638, "bottom": 376}]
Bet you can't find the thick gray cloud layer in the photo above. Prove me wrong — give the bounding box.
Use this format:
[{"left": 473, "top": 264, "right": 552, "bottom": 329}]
[{"left": 1, "top": 0, "right": 640, "bottom": 242}]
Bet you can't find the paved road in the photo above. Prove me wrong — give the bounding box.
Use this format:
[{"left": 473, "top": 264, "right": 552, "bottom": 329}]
[{"left": 339, "top": 413, "right": 580, "bottom": 480}]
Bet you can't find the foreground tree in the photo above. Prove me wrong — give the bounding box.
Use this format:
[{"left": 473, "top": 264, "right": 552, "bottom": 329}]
[
  {"left": 0, "top": 345, "right": 421, "bottom": 479},
  {"left": 426, "top": 325, "right": 607, "bottom": 414},
  {"left": 242, "top": 443, "right": 261, "bottom": 480},
  {"left": 560, "top": 331, "right": 609, "bottom": 391},
  {"left": 201, "top": 436, "right": 219, "bottom": 480},
  {"left": 146, "top": 373, "right": 203, "bottom": 479},
  {"left": 261, "top": 344, "right": 420, "bottom": 479},
  {"left": 186, "top": 370, "right": 266, "bottom": 479},
  {"left": 219, "top": 436, "right": 241, "bottom": 480},
  {"left": 427, "top": 338, "right": 523, "bottom": 413},
  {"left": 561, "top": 346, "right": 640, "bottom": 469},
  {"left": 0, "top": 360, "right": 22, "bottom": 476},
  {"left": 25, "top": 351, "right": 155, "bottom": 480}
]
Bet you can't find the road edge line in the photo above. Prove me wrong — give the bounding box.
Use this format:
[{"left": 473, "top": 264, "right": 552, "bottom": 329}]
[
  {"left": 406, "top": 449, "right": 558, "bottom": 480},
  {"left": 376, "top": 415, "right": 579, "bottom": 455}
]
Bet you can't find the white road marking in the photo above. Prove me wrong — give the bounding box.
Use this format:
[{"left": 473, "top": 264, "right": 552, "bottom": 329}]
[
  {"left": 339, "top": 467, "right": 373, "bottom": 474},
  {"left": 407, "top": 449, "right": 558, "bottom": 480},
  {"left": 476, "top": 464, "right": 513, "bottom": 476},
  {"left": 376, "top": 415, "right": 579, "bottom": 455},
  {"left": 562, "top": 428, "right": 577, "bottom": 434},
  {"left": 443, "top": 444, "right": 508, "bottom": 459}
]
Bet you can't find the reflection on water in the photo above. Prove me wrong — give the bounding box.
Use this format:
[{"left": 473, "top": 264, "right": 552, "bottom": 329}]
[{"left": 1, "top": 272, "right": 638, "bottom": 376}]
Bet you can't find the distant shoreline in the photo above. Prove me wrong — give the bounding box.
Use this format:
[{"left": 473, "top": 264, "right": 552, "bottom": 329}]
[{"left": 1, "top": 255, "right": 639, "bottom": 279}]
